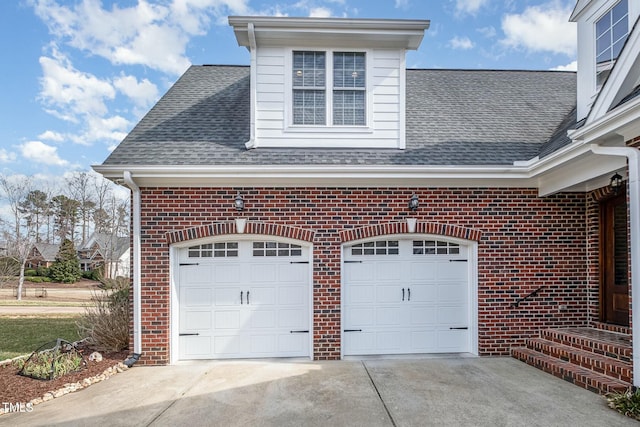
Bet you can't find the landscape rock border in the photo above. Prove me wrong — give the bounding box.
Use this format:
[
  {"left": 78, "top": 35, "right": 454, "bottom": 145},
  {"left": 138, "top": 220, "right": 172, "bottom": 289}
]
[{"left": 0, "top": 361, "right": 128, "bottom": 415}]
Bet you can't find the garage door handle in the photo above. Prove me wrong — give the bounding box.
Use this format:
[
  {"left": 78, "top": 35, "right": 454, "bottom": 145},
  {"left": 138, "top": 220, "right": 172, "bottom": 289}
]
[
  {"left": 179, "top": 333, "right": 200, "bottom": 336},
  {"left": 290, "top": 330, "right": 309, "bottom": 333},
  {"left": 240, "top": 291, "right": 243, "bottom": 304},
  {"left": 344, "top": 260, "right": 362, "bottom": 263},
  {"left": 449, "top": 327, "right": 468, "bottom": 330},
  {"left": 402, "top": 288, "right": 404, "bottom": 301},
  {"left": 344, "top": 329, "right": 362, "bottom": 332},
  {"left": 408, "top": 288, "right": 411, "bottom": 301},
  {"left": 246, "top": 291, "right": 250, "bottom": 304}
]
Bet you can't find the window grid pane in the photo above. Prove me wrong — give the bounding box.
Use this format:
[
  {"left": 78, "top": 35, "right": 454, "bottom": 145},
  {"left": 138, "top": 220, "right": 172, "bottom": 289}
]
[
  {"left": 412, "top": 240, "right": 460, "bottom": 255},
  {"left": 253, "top": 241, "right": 302, "bottom": 257},
  {"left": 351, "top": 241, "right": 399, "bottom": 256},
  {"left": 293, "top": 51, "right": 326, "bottom": 125},
  {"left": 595, "top": 1, "right": 628, "bottom": 89}
]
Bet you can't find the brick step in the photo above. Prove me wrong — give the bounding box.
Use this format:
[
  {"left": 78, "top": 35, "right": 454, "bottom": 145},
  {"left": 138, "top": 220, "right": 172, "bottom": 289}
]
[
  {"left": 541, "top": 327, "right": 632, "bottom": 362},
  {"left": 526, "top": 338, "right": 632, "bottom": 383},
  {"left": 592, "top": 322, "right": 631, "bottom": 335},
  {"left": 512, "top": 347, "right": 631, "bottom": 394}
]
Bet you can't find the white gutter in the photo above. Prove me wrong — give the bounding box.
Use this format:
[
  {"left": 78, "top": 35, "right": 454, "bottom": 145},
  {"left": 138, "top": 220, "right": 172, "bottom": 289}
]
[
  {"left": 590, "top": 144, "right": 640, "bottom": 387},
  {"left": 244, "top": 22, "right": 257, "bottom": 149},
  {"left": 123, "top": 171, "right": 142, "bottom": 364}
]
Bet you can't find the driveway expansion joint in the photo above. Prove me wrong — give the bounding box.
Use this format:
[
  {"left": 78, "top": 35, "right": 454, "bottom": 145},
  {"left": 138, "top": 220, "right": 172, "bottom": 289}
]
[{"left": 362, "top": 361, "right": 396, "bottom": 427}]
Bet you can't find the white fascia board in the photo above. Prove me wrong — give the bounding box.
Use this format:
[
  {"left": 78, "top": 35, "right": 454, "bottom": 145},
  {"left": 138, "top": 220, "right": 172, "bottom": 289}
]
[
  {"left": 93, "top": 164, "right": 536, "bottom": 188},
  {"left": 570, "top": 95, "right": 640, "bottom": 142}
]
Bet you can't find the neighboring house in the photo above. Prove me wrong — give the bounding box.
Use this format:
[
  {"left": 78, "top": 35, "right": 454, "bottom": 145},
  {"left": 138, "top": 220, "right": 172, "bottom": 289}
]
[
  {"left": 78, "top": 232, "right": 130, "bottom": 279},
  {"left": 95, "top": 1, "right": 640, "bottom": 392},
  {"left": 26, "top": 243, "right": 60, "bottom": 269}
]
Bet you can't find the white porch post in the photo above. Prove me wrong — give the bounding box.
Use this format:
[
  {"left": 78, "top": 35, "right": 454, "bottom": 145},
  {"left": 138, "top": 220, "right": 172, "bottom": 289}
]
[{"left": 590, "top": 145, "right": 640, "bottom": 387}]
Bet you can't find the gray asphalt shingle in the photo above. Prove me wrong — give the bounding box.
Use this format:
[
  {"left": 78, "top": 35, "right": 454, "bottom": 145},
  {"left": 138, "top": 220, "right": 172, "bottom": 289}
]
[{"left": 102, "top": 65, "right": 576, "bottom": 167}]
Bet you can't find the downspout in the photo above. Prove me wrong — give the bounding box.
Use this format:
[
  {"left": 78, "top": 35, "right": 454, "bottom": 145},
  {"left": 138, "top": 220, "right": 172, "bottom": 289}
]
[
  {"left": 590, "top": 144, "right": 640, "bottom": 387},
  {"left": 244, "top": 22, "right": 257, "bottom": 149},
  {"left": 123, "top": 171, "right": 142, "bottom": 367}
]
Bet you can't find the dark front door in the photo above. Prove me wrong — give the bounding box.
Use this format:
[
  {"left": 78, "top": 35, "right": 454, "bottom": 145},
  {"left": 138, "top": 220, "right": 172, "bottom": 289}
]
[{"left": 600, "top": 193, "right": 629, "bottom": 326}]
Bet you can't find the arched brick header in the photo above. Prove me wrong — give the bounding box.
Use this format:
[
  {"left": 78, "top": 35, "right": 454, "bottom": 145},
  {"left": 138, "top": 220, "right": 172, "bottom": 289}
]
[
  {"left": 166, "top": 221, "right": 315, "bottom": 244},
  {"left": 339, "top": 221, "right": 482, "bottom": 243}
]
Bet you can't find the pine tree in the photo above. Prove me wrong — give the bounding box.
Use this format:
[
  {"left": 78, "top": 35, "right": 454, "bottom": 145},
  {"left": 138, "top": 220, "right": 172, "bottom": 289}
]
[{"left": 49, "top": 239, "right": 82, "bottom": 283}]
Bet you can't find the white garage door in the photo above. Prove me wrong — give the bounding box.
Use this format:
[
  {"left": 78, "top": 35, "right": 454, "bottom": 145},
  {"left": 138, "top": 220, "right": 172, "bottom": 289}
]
[
  {"left": 178, "top": 240, "right": 311, "bottom": 359},
  {"left": 343, "top": 238, "right": 470, "bottom": 356}
]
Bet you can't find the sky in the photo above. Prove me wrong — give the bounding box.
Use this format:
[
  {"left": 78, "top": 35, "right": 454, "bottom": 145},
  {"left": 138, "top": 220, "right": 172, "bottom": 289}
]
[{"left": 0, "top": 0, "right": 578, "bottom": 182}]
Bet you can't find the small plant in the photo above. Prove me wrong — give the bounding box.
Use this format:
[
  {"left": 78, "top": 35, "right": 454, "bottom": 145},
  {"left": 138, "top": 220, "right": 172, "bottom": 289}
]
[
  {"left": 76, "top": 276, "right": 129, "bottom": 351},
  {"left": 607, "top": 388, "right": 640, "bottom": 420},
  {"left": 18, "top": 339, "right": 85, "bottom": 380}
]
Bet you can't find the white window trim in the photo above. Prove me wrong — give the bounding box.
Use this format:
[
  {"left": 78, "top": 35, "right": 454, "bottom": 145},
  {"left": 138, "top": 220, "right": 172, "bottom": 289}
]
[{"left": 285, "top": 47, "right": 374, "bottom": 133}]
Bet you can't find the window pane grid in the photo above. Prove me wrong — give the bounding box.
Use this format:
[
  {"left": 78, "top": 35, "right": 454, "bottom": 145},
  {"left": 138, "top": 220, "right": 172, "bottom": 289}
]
[
  {"left": 412, "top": 240, "right": 460, "bottom": 255},
  {"left": 351, "top": 241, "right": 399, "bottom": 256},
  {"left": 595, "top": 1, "right": 628, "bottom": 89},
  {"left": 188, "top": 242, "right": 238, "bottom": 258},
  {"left": 253, "top": 241, "right": 302, "bottom": 257},
  {"left": 293, "top": 51, "right": 326, "bottom": 125}
]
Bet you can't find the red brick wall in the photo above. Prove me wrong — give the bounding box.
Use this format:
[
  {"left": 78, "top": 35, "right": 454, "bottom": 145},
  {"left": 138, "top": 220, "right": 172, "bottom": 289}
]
[{"left": 135, "top": 187, "right": 588, "bottom": 364}]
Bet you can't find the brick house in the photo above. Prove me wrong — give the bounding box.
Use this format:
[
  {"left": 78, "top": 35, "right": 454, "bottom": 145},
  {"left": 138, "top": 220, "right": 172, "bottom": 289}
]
[
  {"left": 95, "top": 1, "right": 640, "bottom": 392},
  {"left": 26, "top": 242, "right": 60, "bottom": 269},
  {"left": 78, "top": 232, "right": 130, "bottom": 279}
]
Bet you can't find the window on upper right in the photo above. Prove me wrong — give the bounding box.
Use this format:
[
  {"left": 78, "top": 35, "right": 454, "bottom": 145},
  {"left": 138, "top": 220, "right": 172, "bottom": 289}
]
[{"left": 596, "top": 0, "right": 628, "bottom": 91}]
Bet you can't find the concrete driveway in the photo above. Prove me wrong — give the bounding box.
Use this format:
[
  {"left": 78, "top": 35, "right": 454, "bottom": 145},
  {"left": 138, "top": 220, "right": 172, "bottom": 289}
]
[{"left": 1, "top": 357, "right": 635, "bottom": 426}]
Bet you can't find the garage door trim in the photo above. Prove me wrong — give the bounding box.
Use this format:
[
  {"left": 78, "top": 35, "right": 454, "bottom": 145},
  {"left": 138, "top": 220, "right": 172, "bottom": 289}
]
[
  {"left": 340, "top": 233, "right": 478, "bottom": 358},
  {"left": 170, "top": 234, "right": 314, "bottom": 363}
]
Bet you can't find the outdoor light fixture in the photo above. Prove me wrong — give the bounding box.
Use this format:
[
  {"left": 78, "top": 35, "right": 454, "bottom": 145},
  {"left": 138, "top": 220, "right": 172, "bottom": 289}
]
[
  {"left": 408, "top": 194, "right": 419, "bottom": 211},
  {"left": 234, "top": 192, "right": 245, "bottom": 211},
  {"left": 610, "top": 173, "right": 623, "bottom": 194}
]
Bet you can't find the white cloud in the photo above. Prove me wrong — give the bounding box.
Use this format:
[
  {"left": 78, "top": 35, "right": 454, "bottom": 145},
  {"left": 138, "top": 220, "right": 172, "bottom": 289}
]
[
  {"left": 309, "top": 7, "right": 332, "bottom": 17},
  {"left": 501, "top": 1, "right": 576, "bottom": 56},
  {"left": 0, "top": 148, "right": 17, "bottom": 163},
  {"left": 38, "top": 130, "right": 65, "bottom": 142},
  {"left": 551, "top": 60, "right": 578, "bottom": 71},
  {"left": 449, "top": 36, "right": 475, "bottom": 50},
  {"left": 113, "top": 74, "right": 159, "bottom": 109},
  {"left": 477, "top": 26, "right": 496, "bottom": 38},
  {"left": 39, "top": 52, "right": 115, "bottom": 121},
  {"left": 31, "top": 0, "right": 250, "bottom": 76},
  {"left": 395, "top": 0, "right": 410, "bottom": 10},
  {"left": 20, "top": 141, "right": 69, "bottom": 167},
  {"left": 455, "top": 0, "right": 489, "bottom": 15}
]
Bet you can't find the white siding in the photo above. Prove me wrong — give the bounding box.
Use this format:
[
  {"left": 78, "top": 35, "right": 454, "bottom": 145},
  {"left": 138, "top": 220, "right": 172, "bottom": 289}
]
[{"left": 253, "top": 47, "right": 404, "bottom": 148}]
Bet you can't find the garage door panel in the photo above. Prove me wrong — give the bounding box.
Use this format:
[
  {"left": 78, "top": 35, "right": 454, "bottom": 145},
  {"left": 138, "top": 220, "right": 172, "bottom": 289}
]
[
  {"left": 410, "top": 262, "right": 436, "bottom": 280},
  {"left": 376, "top": 307, "right": 403, "bottom": 326},
  {"left": 183, "top": 287, "right": 212, "bottom": 306},
  {"left": 346, "top": 285, "right": 374, "bottom": 304},
  {"left": 376, "top": 262, "right": 402, "bottom": 281},
  {"left": 214, "top": 310, "right": 241, "bottom": 329},
  {"left": 278, "top": 286, "right": 306, "bottom": 305},
  {"left": 214, "top": 287, "right": 240, "bottom": 306},
  {"left": 251, "top": 263, "right": 277, "bottom": 282},
  {"left": 438, "top": 283, "right": 467, "bottom": 303},
  {"left": 214, "top": 264, "right": 241, "bottom": 283},
  {"left": 437, "top": 262, "right": 468, "bottom": 280},
  {"left": 344, "top": 238, "right": 471, "bottom": 356},
  {"left": 181, "top": 336, "right": 212, "bottom": 358},
  {"left": 249, "top": 310, "right": 277, "bottom": 328},
  {"left": 347, "top": 307, "right": 375, "bottom": 326},
  {"left": 345, "top": 263, "right": 374, "bottom": 282},
  {"left": 377, "top": 285, "right": 402, "bottom": 303},
  {"left": 409, "top": 305, "right": 437, "bottom": 325},
  {"left": 407, "top": 284, "right": 436, "bottom": 302},
  {"left": 184, "top": 310, "right": 212, "bottom": 330},
  {"left": 178, "top": 240, "right": 311, "bottom": 360},
  {"left": 278, "top": 308, "right": 307, "bottom": 327},
  {"left": 279, "top": 263, "right": 307, "bottom": 282},
  {"left": 438, "top": 306, "right": 468, "bottom": 325},
  {"left": 181, "top": 265, "right": 213, "bottom": 284}
]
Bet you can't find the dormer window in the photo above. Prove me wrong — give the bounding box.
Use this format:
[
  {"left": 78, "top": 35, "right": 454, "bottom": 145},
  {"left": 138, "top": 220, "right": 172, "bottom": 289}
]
[
  {"left": 595, "top": 0, "right": 628, "bottom": 90},
  {"left": 292, "top": 50, "right": 367, "bottom": 127}
]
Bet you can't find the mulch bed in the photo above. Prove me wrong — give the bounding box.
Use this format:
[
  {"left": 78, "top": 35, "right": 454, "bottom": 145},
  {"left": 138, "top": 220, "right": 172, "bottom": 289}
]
[{"left": 0, "top": 344, "right": 128, "bottom": 405}]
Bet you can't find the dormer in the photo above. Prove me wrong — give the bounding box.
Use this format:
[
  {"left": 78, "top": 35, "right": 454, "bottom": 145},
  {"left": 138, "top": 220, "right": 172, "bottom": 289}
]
[
  {"left": 571, "top": 0, "right": 639, "bottom": 120},
  {"left": 228, "top": 16, "right": 430, "bottom": 149}
]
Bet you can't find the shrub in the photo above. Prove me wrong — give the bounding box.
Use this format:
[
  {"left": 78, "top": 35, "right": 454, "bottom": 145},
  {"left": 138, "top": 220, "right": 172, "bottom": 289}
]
[
  {"left": 49, "top": 239, "right": 82, "bottom": 283},
  {"left": 76, "top": 276, "right": 129, "bottom": 352},
  {"left": 36, "top": 266, "right": 50, "bottom": 277},
  {"left": 25, "top": 269, "right": 37, "bottom": 277},
  {"left": 607, "top": 388, "right": 640, "bottom": 420},
  {"left": 16, "top": 340, "right": 85, "bottom": 380},
  {"left": 81, "top": 269, "right": 102, "bottom": 281},
  {"left": 25, "top": 276, "right": 52, "bottom": 283}
]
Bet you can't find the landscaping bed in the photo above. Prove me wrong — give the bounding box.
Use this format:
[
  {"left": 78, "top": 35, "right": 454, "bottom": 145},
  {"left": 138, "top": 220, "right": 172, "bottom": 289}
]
[{"left": 0, "top": 344, "right": 127, "bottom": 407}]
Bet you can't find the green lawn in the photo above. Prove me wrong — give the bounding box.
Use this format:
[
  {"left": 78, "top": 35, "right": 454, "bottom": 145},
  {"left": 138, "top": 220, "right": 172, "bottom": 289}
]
[{"left": 0, "top": 317, "right": 82, "bottom": 360}]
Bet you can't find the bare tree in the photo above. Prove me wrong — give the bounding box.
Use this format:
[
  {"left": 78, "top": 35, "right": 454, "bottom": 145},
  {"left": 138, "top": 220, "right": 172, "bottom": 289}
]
[
  {"left": 67, "top": 172, "right": 97, "bottom": 245},
  {"left": 0, "top": 175, "right": 36, "bottom": 300}
]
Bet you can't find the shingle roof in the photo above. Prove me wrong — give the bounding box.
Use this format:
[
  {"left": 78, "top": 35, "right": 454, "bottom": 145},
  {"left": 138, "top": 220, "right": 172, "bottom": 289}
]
[
  {"left": 33, "top": 243, "right": 60, "bottom": 262},
  {"left": 102, "top": 66, "right": 576, "bottom": 167}
]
